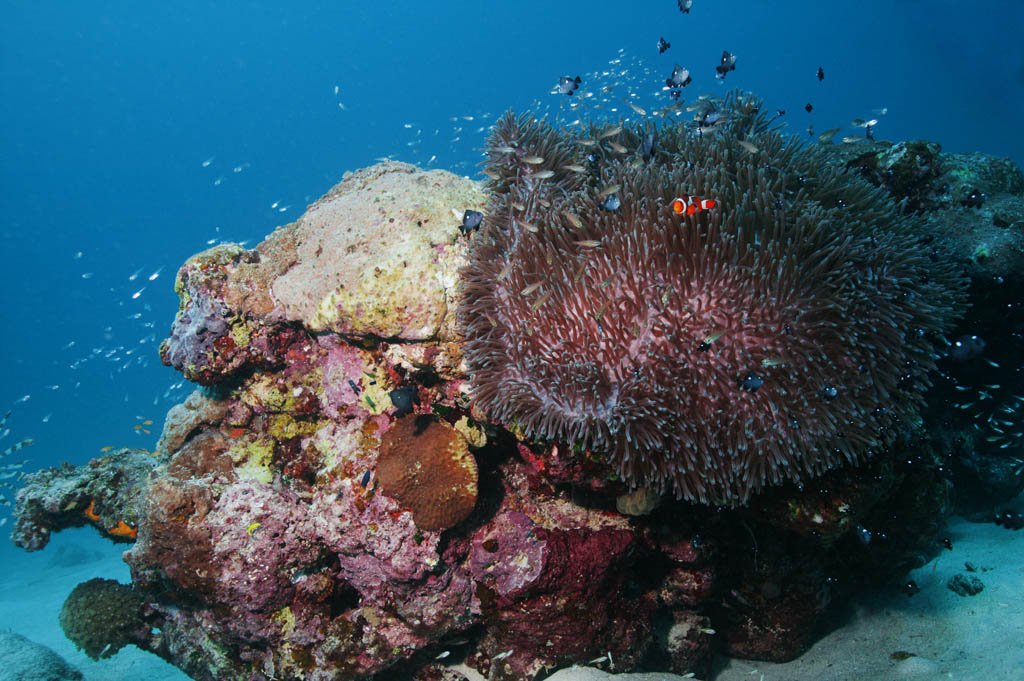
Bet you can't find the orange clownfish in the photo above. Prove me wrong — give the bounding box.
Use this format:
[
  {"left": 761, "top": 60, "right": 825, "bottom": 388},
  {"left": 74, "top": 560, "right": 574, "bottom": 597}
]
[{"left": 671, "top": 196, "right": 717, "bottom": 216}]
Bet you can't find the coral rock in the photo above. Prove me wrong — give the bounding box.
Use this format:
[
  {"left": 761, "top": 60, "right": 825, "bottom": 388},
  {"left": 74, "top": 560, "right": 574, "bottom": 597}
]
[
  {"left": 270, "top": 161, "right": 487, "bottom": 339},
  {"left": 376, "top": 415, "right": 478, "bottom": 531},
  {"left": 59, "top": 578, "right": 147, "bottom": 660}
]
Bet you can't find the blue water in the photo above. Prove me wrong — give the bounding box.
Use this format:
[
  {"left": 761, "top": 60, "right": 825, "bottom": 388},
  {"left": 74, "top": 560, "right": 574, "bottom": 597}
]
[{"left": 1, "top": 0, "right": 1023, "bottom": 654}]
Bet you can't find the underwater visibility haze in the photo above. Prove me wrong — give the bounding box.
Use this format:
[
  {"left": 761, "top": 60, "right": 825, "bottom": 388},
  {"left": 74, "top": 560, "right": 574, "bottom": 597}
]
[{"left": 2, "top": 2, "right": 1024, "bottom": 680}]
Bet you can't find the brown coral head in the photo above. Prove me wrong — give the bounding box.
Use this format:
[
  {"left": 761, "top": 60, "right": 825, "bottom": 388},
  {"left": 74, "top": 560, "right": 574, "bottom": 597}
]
[
  {"left": 376, "top": 415, "right": 478, "bottom": 531},
  {"left": 458, "top": 95, "right": 966, "bottom": 506}
]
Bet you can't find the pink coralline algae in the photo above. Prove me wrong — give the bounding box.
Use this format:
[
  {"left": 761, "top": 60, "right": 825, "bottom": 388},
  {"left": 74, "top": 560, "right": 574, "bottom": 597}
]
[{"left": 11, "top": 155, "right": 994, "bottom": 680}]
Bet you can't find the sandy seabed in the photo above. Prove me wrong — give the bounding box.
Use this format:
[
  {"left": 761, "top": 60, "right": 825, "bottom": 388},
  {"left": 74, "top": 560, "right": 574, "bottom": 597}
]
[{"left": 2, "top": 509, "right": 1021, "bottom": 681}]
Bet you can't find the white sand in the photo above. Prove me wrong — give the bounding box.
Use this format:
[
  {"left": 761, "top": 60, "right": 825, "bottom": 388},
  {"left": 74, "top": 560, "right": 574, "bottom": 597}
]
[{"left": 1, "top": 514, "right": 1021, "bottom": 681}]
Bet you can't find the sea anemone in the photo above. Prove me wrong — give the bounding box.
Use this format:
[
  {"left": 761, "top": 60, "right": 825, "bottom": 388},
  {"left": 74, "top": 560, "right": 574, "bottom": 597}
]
[{"left": 458, "top": 93, "right": 966, "bottom": 505}]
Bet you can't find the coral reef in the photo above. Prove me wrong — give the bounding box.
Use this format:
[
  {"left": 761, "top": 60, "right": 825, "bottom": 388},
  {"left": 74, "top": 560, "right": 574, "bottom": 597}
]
[
  {"left": 12, "top": 449, "right": 156, "bottom": 551},
  {"left": 12, "top": 107, "right": 1024, "bottom": 680},
  {"left": 835, "top": 135, "right": 1024, "bottom": 515}
]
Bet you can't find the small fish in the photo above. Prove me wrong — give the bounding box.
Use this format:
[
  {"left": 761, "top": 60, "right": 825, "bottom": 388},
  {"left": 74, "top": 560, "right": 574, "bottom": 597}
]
[
  {"left": 563, "top": 212, "right": 584, "bottom": 229},
  {"left": 599, "top": 125, "right": 623, "bottom": 139},
  {"left": 626, "top": 101, "right": 647, "bottom": 116},
  {"left": 853, "top": 118, "right": 878, "bottom": 128},
  {"left": 529, "top": 290, "right": 553, "bottom": 311},
  {"left": 522, "top": 156, "right": 545, "bottom": 164},
  {"left": 518, "top": 219, "right": 539, "bottom": 233},
  {"left": 247, "top": 522, "right": 261, "bottom": 537},
  {"left": 576, "top": 138, "right": 598, "bottom": 147},
  {"left": 360, "top": 470, "right": 372, "bottom": 488},
  {"left": 562, "top": 164, "right": 586, "bottom": 173},
  {"left": 497, "top": 262, "right": 514, "bottom": 280},
  {"left": 715, "top": 51, "right": 736, "bottom": 79},
  {"left": 1, "top": 439, "right": 33, "bottom": 458},
  {"left": 678, "top": 0, "right": 692, "bottom": 12},
  {"left": 817, "top": 66, "right": 825, "bottom": 81},
  {"left": 493, "top": 650, "right": 514, "bottom": 661},
  {"left": 737, "top": 140, "right": 758, "bottom": 153},
  {"left": 666, "top": 64, "right": 692, "bottom": 89},
  {"left": 607, "top": 141, "right": 628, "bottom": 153},
  {"left": 599, "top": 184, "right": 621, "bottom": 197},
  {"left": 818, "top": 127, "right": 841, "bottom": 142},
  {"left": 521, "top": 282, "right": 543, "bottom": 295},
  {"left": 703, "top": 329, "right": 728, "bottom": 344},
  {"left": 671, "top": 195, "right": 717, "bottom": 216},
  {"left": 494, "top": 145, "right": 516, "bottom": 154},
  {"left": 657, "top": 37, "right": 671, "bottom": 54},
  {"left": 533, "top": 170, "right": 555, "bottom": 179},
  {"left": 805, "top": 102, "right": 814, "bottom": 113},
  {"left": 100, "top": 446, "right": 114, "bottom": 452},
  {"left": 575, "top": 240, "right": 601, "bottom": 248},
  {"left": 600, "top": 195, "right": 621, "bottom": 211},
  {"left": 557, "top": 75, "right": 581, "bottom": 96}
]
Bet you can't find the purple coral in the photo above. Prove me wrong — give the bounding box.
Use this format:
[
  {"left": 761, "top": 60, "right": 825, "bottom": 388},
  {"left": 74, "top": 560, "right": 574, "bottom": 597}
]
[{"left": 161, "top": 293, "right": 231, "bottom": 382}]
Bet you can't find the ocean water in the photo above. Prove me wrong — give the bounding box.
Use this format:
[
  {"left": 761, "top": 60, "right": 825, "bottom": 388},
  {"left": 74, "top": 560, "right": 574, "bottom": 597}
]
[{"left": 2, "top": 0, "right": 1023, "bottom": 677}]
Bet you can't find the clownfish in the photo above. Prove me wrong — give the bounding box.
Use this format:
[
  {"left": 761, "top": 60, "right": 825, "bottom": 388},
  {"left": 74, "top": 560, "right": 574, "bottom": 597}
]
[{"left": 671, "top": 196, "right": 717, "bottom": 216}]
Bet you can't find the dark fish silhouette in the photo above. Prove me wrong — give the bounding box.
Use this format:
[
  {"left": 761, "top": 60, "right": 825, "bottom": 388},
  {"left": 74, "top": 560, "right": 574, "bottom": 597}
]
[
  {"left": 460, "top": 210, "right": 483, "bottom": 235},
  {"left": 557, "top": 75, "right": 581, "bottom": 96},
  {"left": 715, "top": 51, "right": 736, "bottom": 79},
  {"left": 666, "top": 64, "right": 692, "bottom": 88}
]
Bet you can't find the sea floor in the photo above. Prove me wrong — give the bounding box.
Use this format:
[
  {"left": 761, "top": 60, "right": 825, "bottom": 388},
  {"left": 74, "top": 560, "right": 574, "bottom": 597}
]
[{"left": 1, "top": 510, "right": 1021, "bottom": 681}]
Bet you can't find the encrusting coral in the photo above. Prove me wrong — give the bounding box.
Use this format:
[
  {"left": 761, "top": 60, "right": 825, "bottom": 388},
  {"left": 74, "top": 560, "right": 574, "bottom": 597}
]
[
  {"left": 458, "top": 92, "right": 967, "bottom": 505},
  {"left": 375, "top": 414, "right": 478, "bottom": 531}
]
